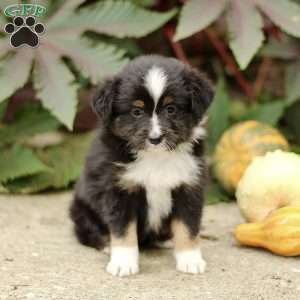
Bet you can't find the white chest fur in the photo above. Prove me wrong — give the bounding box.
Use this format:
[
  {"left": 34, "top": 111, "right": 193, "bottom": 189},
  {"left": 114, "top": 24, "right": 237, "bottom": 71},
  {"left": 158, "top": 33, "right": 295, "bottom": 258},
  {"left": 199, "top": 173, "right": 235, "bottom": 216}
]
[{"left": 118, "top": 142, "right": 201, "bottom": 231}]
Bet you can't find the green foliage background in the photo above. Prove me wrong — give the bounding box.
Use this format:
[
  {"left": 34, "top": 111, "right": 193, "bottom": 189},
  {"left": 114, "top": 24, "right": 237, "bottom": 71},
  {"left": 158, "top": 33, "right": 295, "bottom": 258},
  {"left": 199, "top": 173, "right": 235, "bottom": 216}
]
[{"left": 0, "top": 0, "right": 300, "bottom": 198}]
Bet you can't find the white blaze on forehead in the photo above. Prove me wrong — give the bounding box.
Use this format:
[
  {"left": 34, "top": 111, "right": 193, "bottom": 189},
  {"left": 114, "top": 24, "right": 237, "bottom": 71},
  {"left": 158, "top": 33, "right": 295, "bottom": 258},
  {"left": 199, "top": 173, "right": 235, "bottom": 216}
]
[
  {"left": 149, "top": 113, "right": 162, "bottom": 139},
  {"left": 144, "top": 66, "right": 167, "bottom": 104}
]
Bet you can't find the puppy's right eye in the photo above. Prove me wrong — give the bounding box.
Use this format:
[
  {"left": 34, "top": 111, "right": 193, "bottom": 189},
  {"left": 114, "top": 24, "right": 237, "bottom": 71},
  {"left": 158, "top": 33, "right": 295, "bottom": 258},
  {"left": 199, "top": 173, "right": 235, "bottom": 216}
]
[{"left": 131, "top": 108, "right": 144, "bottom": 118}]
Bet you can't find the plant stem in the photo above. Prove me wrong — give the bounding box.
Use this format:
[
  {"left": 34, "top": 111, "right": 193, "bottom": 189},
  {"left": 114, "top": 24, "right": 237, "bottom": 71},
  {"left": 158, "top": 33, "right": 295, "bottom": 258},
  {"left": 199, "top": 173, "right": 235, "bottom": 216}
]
[
  {"left": 253, "top": 57, "right": 272, "bottom": 99},
  {"left": 205, "top": 28, "right": 254, "bottom": 101},
  {"left": 163, "top": 24, "right": 189, "bottom": 64}
]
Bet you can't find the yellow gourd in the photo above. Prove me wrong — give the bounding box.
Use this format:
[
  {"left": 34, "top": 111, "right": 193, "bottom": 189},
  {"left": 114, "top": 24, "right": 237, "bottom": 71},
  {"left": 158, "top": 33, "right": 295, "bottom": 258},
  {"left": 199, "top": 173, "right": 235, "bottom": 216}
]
[
  {"left": 237, "top": 150, "right": 300, "bottom": 222},
  {"left": 234, "top": 207, "right": 300, "bottom": 256},
  {"left": 213, "top": 121, "right": 289, "bottom": 194}
]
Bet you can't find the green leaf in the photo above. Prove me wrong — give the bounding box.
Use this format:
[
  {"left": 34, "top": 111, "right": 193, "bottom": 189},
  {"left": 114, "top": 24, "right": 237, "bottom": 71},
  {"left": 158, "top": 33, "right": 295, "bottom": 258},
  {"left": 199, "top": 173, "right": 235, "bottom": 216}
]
[
  {"left": 0, "top": 0, "right": 17, "bottom": 10},
  {"left": 174, "top": 0, "right": 227, "bottom": 41},
  {"left": 0, "top": 99, "right": 8, "bottom": 120},
  {"left": 207, "top": 79, "right": 230, "bottom": 153},
  {"left": 256, "top": 0, "right": 300, "bottom": 38},
  {"left": 261, "top": 35, "right": 299, "bottom": 59},
  {"left": 33, "top": 47, "right": 78, "bottom": 130},
  {"left": 0, "top": 103, "right": 60, "bottom": 144},
  {"left": 284, "top": 101, "right": 300, "bottom": 145},
  {"left": 240, "top": 101, "right": 287, "bottom": 126},
  {"left": 0, "top": 48, "right": 34, "bottom": 103},
  {"left": 48, "top": 37, "right": 129, "bottom": 84},
  {"left": 132, "top": 0, "right": 157, "bottom": 7},
  {"left": 291, "top": 145, "right": 300, "bottom": 155},
  {"left": 229, "top": 100, "right": 249, "bottom": 121},
  {"left": 227, "top": 0, "right": 264, "bottom": 69},
  {"left": 0, "top": 183, "right": 8, "bottom": 193},
  {"left": 0, "top": 144, "right": 49, "bottom": 184},
  {"left": 47, "top": 0, "right": 177, "bottom": 38},
  {"left": 0, "top": 15, "right": 7, "bottom": 33},
  {"left": 205, "top": 182, "right": 232, "bottom": 205},
  {"left": 46, "top": 0, "right": 86, "bottom": 25},
  {"left": 286, "top": 61, "right": 300, "bottom": 104},
  {"left": 5, "top": 133, "right": 93, "bottom": 194},
  {"left": 88, "top": 34, "right": 143, "bottom": 58},
  {"left": 0, "top": 38, "right": 11, "bottom": 58}
]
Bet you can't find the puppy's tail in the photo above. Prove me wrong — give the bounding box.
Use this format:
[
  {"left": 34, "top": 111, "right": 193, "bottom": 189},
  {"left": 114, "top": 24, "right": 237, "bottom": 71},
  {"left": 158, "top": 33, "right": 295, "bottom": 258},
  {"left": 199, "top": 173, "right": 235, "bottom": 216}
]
[{"left": 70, "top": 196, "right": 108, "bottom": 249}]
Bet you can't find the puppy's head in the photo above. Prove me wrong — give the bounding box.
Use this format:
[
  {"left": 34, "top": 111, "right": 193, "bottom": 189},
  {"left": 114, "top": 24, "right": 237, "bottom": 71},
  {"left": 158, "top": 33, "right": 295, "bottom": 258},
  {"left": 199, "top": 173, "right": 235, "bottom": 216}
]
[{"left": 92, "top": 55, "right": 213, "bottom": 151}]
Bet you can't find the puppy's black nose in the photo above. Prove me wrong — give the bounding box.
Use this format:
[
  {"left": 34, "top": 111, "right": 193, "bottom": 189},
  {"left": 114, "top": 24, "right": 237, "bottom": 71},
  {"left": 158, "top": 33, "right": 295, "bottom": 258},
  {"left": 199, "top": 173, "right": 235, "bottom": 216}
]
[{"left": 149, "top": 136, "right": 163, "bottom": 145}]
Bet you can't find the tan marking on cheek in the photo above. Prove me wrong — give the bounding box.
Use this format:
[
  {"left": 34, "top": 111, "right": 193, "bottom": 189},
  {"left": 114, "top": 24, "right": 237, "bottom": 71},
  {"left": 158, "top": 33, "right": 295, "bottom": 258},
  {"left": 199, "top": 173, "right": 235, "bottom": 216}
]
[
  {"left": 171, "top": 219, "right": 199, "bottom": 251},
  {"left": 163, "top": 96, "right": 173, "bottom": 106},
  {"left": 110, "top": 222, "right": 137, "bottom": 247},
  {"left": 132, "top": 100, "right": 145, "bottom": 108}
]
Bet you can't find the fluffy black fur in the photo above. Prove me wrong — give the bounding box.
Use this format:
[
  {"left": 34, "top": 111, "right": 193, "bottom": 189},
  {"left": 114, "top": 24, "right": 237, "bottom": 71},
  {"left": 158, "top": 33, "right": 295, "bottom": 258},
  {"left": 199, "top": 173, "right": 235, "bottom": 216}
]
[{"left": 70, "top": 55, "right": 213, "bottom": 249}]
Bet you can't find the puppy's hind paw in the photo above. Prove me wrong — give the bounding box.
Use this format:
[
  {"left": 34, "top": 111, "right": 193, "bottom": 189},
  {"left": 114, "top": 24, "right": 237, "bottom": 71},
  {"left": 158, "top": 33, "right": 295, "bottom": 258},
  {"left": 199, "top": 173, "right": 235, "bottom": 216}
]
[{"left": 175, "top": 248, "right": 206, "bottom": 274}]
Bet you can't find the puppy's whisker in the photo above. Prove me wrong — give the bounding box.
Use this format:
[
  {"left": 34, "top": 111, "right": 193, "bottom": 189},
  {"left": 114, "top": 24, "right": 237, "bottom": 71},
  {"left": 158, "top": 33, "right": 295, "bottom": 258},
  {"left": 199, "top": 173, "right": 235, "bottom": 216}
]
[{"left": 165, "top": 141, "right": 176, "bottom": 152}]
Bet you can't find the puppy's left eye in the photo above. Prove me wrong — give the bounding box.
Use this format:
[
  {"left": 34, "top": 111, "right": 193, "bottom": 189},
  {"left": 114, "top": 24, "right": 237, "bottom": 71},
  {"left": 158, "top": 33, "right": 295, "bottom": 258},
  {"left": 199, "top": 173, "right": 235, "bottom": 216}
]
[
  {"left": 131, "top": 108, "right": 144, "bottom": 118},
  {"left": 165, "top": 105, "right": 176, "bottom": 115}
]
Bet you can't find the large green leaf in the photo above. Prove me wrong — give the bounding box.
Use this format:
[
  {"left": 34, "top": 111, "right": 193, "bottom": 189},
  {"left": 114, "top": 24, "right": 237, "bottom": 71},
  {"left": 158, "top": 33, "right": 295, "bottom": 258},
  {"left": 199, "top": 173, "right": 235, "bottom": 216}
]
[
  {"left": 0, "top": 144, "right": 49, "bottom": 184},
  {"left": 174, "top": 0, "right": 227, "bottom": 41},
  {"left": 47, "top": 37, "right": 128, "bottom": 84},
  {"left": 207, "top": 79, "right": 230, "bottom": 153},
  {"left": 47, "top": 0, "right": 177, "bottom": 38},
  {"left": 5, "top": 133, "right": 93, "bottom": 194},
  {"left": 33, "top": 47, "right": 78, "bottom": 130},
  {"left": 256, "top": 0, "right": 300, "bottom": 38},
  {"left": 240, "top": 101, "right": 286, "bottom": 126},
  {"left": 0, "top": 48, "right": 34, "bottom": 103},
  {"left": 0, "top": 103, "right": 60, "bottom": 144},
  {"left": 286, "top": 61, "right": 300, "bottom": 104},
  {"left": 227, "top": 0, "right": 264, "bottom": 69},
  {"left": 46, "top": 0, "right": 86, "bottom": 25}
]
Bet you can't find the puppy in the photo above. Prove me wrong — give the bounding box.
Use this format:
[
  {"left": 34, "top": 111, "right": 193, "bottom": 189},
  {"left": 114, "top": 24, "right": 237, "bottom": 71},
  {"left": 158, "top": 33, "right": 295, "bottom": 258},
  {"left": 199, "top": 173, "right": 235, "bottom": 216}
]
[{"left": 70, "top": 55, "right": 213, "bottom": 277}]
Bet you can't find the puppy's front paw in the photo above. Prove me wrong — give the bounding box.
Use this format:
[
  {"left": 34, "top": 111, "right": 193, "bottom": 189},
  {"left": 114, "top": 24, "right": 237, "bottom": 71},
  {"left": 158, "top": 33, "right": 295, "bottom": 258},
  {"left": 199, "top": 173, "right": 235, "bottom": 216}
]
[
  {"left": 175, "top": 248, "right": 206, "bottom": 274},
  {"left": 106, "top": 246, "right": 139, "bottom": 277}
]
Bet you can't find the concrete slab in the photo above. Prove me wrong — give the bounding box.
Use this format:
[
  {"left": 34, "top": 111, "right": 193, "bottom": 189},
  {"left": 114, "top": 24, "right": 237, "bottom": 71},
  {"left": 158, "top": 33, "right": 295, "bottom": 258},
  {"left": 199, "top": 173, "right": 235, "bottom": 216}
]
[{"left": 0, "top": 193, "right": 299, "bottom": 300}]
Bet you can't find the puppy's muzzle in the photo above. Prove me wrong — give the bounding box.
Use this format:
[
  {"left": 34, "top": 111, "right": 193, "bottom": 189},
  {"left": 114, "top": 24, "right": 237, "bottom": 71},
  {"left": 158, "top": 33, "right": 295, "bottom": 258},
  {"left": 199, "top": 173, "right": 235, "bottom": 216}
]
[{"left": 149, "top": 135, "right": 164, "bottom": 145}]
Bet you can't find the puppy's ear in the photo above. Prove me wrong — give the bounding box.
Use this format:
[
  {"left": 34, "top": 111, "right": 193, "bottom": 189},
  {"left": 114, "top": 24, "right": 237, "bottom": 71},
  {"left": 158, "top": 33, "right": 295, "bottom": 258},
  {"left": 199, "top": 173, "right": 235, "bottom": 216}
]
[
  {"left": 185, "top": 68, "right": 214, "bottom": 120},
  {"left": 91, "top": 78, "right": 120, "bottom": 123}
]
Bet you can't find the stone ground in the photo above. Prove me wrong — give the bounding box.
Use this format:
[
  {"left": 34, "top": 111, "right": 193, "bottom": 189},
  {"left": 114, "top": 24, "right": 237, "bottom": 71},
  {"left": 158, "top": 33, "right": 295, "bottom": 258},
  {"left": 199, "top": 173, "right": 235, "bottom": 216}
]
[{"left": 1, "top": 192, "right": 300, "bottom": 300}]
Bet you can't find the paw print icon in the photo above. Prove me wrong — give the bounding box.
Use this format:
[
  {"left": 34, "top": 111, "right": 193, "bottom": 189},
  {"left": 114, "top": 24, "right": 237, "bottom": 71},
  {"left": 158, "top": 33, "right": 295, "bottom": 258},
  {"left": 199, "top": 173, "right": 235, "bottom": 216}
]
[{"left": 4, "top": 16, "right": 45, "bottom": 48}]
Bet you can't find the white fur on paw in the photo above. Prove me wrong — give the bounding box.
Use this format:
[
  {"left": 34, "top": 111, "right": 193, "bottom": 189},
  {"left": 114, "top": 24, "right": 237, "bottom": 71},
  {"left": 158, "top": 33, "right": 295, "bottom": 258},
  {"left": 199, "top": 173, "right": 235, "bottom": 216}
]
[
  {"left": 106, "top": 246, "right": 139, "bottom": 277},
  {"left": 175, "top": 248, "right": 206, "bottom": 274}
]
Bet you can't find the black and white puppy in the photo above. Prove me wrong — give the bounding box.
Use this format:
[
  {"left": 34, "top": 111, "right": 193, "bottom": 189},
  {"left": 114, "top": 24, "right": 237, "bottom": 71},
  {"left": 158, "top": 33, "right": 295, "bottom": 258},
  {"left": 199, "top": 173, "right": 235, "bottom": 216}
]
[{"left": 70, "top": 55, "right": 213, "bottom": 277}]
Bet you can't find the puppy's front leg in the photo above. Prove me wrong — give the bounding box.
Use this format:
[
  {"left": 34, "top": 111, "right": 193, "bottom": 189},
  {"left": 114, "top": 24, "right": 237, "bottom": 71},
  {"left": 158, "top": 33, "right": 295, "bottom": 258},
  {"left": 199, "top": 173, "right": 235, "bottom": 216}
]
[
  {"left": 172, "top": 220, "right": 206, "bottom": 274},
  {"left": 106, "top": 222, "right": 139, "bottom": 277},
  {"left": 172, "top": 186, "right": 206, "bottom": 274}
]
